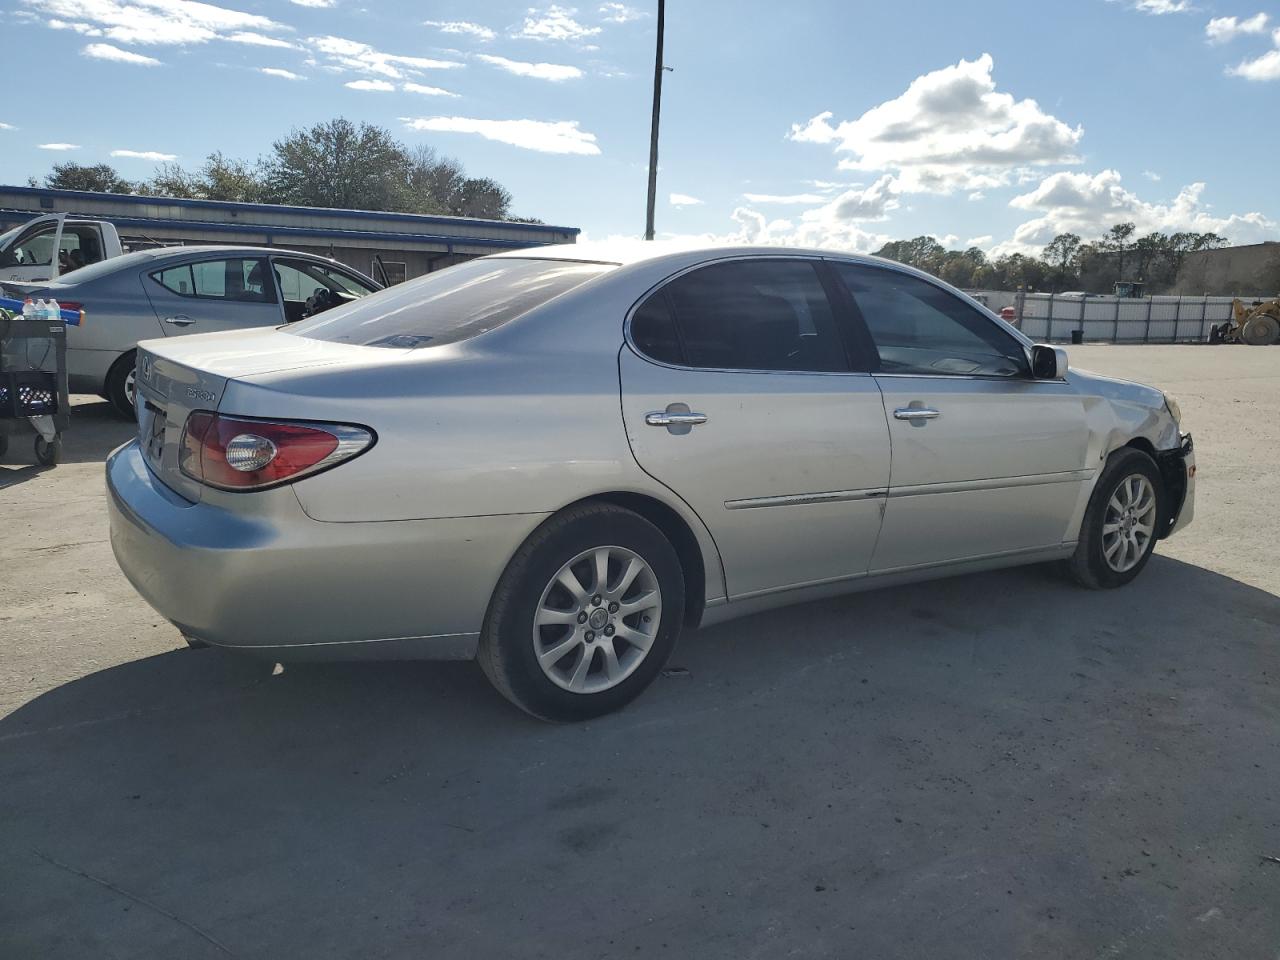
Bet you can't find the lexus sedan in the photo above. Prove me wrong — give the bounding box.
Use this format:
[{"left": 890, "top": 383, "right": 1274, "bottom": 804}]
[
  {"left": 106, "top": 244, "right": 1196, "bottom": 721},
  {"left": 6, "top": 245, "right": 380, "bottom": 416}
]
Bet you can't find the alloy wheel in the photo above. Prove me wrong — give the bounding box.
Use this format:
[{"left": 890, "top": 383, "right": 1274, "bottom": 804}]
[
  {"left": 1102, "top": 473, "right": 1157, "bottom": 573},
  {"left": 532, "top": 545, "right": 662, "bottom": 694}
]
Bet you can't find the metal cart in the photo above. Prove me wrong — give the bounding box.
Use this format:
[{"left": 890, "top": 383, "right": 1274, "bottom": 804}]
[{"left": 0, "top": 306, "right": 71, "bottom": 466}]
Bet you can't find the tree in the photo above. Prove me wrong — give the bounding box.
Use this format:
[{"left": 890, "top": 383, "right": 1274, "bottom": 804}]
[
  {"left": 1100, "top": 222, "right": 1137, "bottom": 279},
  {"left": 44, "top": 162, "right": 135, "bottom": 193},
  {"left": 263, "top": 118, "right": 414, "bottom": 211},
  {"left": 1043, "top": 233, "right": 1082, "bottom": 290}
]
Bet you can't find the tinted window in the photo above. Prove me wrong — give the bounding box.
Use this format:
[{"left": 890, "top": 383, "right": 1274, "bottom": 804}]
[
  {"left": 152, "top": 258, "right": 270, "bottom": 302},
  {"left": 631, "top": 259, "right": 846, "bottom": 372},
  {"left": 835, "top": 263, "right": 1027, "bottom": 377},
  {"left": 289, "top": 258, "right": 611, "bottom": 349}
]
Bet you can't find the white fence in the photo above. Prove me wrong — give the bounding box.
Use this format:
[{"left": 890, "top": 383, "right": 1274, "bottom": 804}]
[{"left": 1014, "top": 293, "right": 1237, "bottom": 343}]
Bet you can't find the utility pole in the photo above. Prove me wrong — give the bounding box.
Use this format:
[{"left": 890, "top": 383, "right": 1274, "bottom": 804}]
[{"left": 643, "top": 0, "right": 665, "bottom": 241}]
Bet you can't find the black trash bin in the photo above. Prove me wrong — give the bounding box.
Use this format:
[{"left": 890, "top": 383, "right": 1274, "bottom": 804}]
[{"left": 1071, "top": 329, "right": 1084, "bottom": 345}]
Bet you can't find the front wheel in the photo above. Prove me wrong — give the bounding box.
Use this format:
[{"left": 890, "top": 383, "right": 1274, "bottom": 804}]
[
  {"left": 1067, "top": 448, "right": 1163, "bottom": 589},
  {"left": 478, "top": 503, "right": 685, "bottom": 722}
]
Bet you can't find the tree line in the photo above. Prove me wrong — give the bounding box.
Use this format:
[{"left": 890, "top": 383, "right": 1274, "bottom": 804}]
[
  {"left": 30, "top": 118, "right": 530, "bottom": 222},
  {"left": 874, "top": 223, "right": 1229, "bottom": 293}
]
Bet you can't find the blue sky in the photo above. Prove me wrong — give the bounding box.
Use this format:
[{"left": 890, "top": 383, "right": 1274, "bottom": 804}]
[{"left": 2, "top": 0, "right": 1278, "bottom": 255}]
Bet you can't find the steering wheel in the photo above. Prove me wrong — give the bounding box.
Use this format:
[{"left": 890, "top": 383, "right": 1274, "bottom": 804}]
[{"left": 302, "top": 286, "right": 336, "bottom": 318}]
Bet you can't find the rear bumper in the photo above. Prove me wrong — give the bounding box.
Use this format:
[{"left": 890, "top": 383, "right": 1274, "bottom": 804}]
[
  {"left": 106, "top": 440, "right": 546, "bottom": 659},
  {"left": 1158, "top": 432, "right": 1195, "bottom": 538}
]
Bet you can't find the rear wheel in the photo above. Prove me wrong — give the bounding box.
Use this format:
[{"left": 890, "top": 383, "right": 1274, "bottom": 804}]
[
  {"left": 1068, "top": 448, "right": 1163, "bottom": 589},
  {"left": 478, "top": 502, "right": 684, "bottom": 722},
  {"left": 105, "top": 351, "right": 137, "bottom": 419}
]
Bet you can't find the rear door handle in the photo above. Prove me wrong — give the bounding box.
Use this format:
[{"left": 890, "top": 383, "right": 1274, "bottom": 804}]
[
  {"left": 164, "top": 315, "right": 195, "bottom": 326},
  {"left": 645, "top": 411, "right": 708, "bottom": 427},
  {"left": 893, "top": 407, "right": 940, "bottom": 421},
  {"left": 645, "top": 403, "right": 707, "bottom": 435}
]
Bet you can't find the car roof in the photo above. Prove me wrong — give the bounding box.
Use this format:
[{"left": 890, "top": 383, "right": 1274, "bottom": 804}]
[{"left": 486, "top": 240, "right": 932, "bottom": 284}]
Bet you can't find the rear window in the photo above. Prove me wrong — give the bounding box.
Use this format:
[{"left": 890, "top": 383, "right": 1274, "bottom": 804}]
[{"left": 287, "top": 258, "right": 612, "bottom": 349}]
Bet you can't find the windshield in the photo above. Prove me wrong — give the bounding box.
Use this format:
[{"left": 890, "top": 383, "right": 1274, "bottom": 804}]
[{"left": 287, "top": 257, "right": 612, "bottom": 348}]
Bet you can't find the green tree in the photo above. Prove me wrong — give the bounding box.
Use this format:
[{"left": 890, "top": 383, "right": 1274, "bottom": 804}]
[
  {"left": 44, "top": 162, "right": 135, "bottom": 193},
  {"left": 263, "top": 118, "right": 414, "bottom": 211},
  {"left": 1100, "top": 222, "right": 1137, "bottom": 281}
]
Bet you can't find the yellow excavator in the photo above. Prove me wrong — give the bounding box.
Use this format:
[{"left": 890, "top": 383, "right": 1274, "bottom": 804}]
[{"left": 1210, "top": 297, "right": 1280, "bottom": 345}]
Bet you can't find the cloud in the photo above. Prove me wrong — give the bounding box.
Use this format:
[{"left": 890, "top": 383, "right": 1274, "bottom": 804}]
[
  {"left": 0, "top": 122, "right": 14, "bottom": 130},
  {"left": 968, "top": 191, "right": 986, "bottom": 201},
  {"left": 290, "top": 0, "right": 334, "bottom": 6},
  {"left": 1228, "top": 48, "right": 1280, "bottom": 81},
  {"left": 402, "top": 81, "right": 458, "bottom": 97},
  {"left": 82, "top": 42, "right": 161, "bottom": 64},
  {"left": 423, "top": 19, "right": 495, "bottom": 40},
  {"left": 788, "top": 54, "right": 1082, "bottom": 195},
  {"left": 513, "top": 5, "right": 601, "bottom": 41},
  {"left": 38, "top": 143, "right": 80, "bottom": 151},
  {"left": 345, "top": 78, "right": 394, "bottom": 91},
  {"left": 799, "top": 175, "right": 900, "bottom": 223},
  {"left": 669, "top": 193, "right": 703, "bottom": 207},
  {"left": 598, "top": 3, "right": 646, "bottom": 22},
  {"left": 27, "top": 0, "right": 287, "bottom": 46},
  {"left": 475, "top": 53, "right": 581, "bottom": 80},
  {"left": 310, "top": 35, "right": 463, "bottom": 79},
  {"left": 966, "top": 235, "right": 993, "bottom": 247},
  {"left": 401, "top": 116, "right": 601, "bottom": 155},
  {"left": 742, "top": 192, "right": 827, "bottom": 204},
  {"left": 260, "top": 67, "right": 304, "bottom": 79},
  {"left": 226, "top": 31, "right": 296, "bottom": 48},
  {"left": 110, "top": 148, "right": 177, "bottom": 160},
  {"left": 48, "top": 19, "right": 103, "bottom": 35},
  {"left": 1206, "top": 12, "right": 1269, "bottom": 42},
  {"left": 1142, "top": 169, "right": 1161, "bottom": 181},
  {"left": 1007, "top": 169, "right": 1277, "bottom": 248},
  {"left": 1130, "top": 0, "right": 1191, "bottom": 13}
]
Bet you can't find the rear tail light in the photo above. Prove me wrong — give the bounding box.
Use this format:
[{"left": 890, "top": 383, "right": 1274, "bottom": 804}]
[
  {"left": 179, "top": 412, "right": 374, "bottom": 491},
  {"left": 56, "top": 301, "right": 85, "bottom": 325}
]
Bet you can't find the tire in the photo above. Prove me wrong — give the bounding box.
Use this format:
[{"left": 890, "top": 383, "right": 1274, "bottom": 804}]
[
  {"left": 1241, "top": 314, "right": 1280, "bottom": 346},
  {"left": 478, "top": 502, "right": 685, "bottom": 722},
  {"left": 105, "top": 351, "right": 137, "bottom": 419},
  {"left": 1067, "top": 448, "right": 1164, "bottom": 589},
  {"left": 33, "top": 435, "right": 61, "bottom": 466}
]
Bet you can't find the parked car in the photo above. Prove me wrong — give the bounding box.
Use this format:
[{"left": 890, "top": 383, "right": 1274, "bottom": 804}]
[
  {"left": 0, "top": 213, "right": 124, "bottom": 284},
  {"left": 106, "top": 244, "right": 1196, "bottom": 721},
  {"left": 6, "top": 245, "right": 381, "bottom": 416}
]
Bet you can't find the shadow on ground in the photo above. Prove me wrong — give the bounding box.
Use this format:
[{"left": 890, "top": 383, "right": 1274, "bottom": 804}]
[{"left": 2, "top": 558, "right": 1278, "bottom": 960}]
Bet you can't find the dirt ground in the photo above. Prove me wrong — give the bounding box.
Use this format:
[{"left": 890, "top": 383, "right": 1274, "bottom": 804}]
[{"left": 1, "top": 344, "right": 1277, "bottom": 959}]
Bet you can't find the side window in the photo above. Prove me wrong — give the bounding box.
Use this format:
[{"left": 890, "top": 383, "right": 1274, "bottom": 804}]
[
  {"left": 154, "top": 264, "right": 193, "bottom": 296},
  {"left": 153, "top": 259, "right": 270, "bottom": 302},
  {"left": 0, "top": 224, "right": 58, "bottom": 268},
  {"left": 834, "top": 263, "right": 1027, "bottom": 377},
  {"left": 630, "top": 293, "right": 682, "bottom": 365},
  {"left": 631, "top": 259, "right": 847, "bottom": 372}
]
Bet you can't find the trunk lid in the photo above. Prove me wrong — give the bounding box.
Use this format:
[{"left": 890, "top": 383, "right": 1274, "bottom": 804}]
[{"left": 134, "top": 327, "right": 380, "bottom": 501}]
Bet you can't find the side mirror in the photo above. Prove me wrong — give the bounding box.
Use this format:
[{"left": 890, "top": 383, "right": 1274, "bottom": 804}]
[{"left": 1030, "top": 344, "right": 1068, "bottom": 380}]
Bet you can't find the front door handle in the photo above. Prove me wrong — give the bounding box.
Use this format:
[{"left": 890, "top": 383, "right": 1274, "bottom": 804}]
[
  {"left": 645, "top": 403, "right": 707, "bottom": 435},
  {"left": 163, "top": 314, "right": 195, "bottom": 326},
  {"left": 893, "top": 407, "right": 940, "bottom": 421}
]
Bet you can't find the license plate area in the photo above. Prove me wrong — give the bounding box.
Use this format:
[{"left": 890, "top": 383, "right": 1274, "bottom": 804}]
[{"left": 142, "top": 399, "right": 167, "bottom": 466}]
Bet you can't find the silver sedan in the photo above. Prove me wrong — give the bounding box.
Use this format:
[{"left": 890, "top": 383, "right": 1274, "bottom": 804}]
[
  {"left": 11, "top": 245, "right": 380, "bottom": 416},
  {"left": 106, "top": 244, "right": 1196, "bottom": 721}
]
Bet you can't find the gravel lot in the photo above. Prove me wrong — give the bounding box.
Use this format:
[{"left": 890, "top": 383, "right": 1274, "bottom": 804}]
[{"left": 2, "top": 345, "right": 1277, "bottom": 959}]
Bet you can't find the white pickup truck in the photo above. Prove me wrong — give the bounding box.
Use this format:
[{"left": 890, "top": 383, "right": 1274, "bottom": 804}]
[{"left": 0, "top": 213, "right": 124, "bottom": 284}]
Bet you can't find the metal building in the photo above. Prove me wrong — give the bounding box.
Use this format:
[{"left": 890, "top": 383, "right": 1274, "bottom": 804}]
[{"left": 0, "top": 185, "right": 579, "bottom": 283}]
